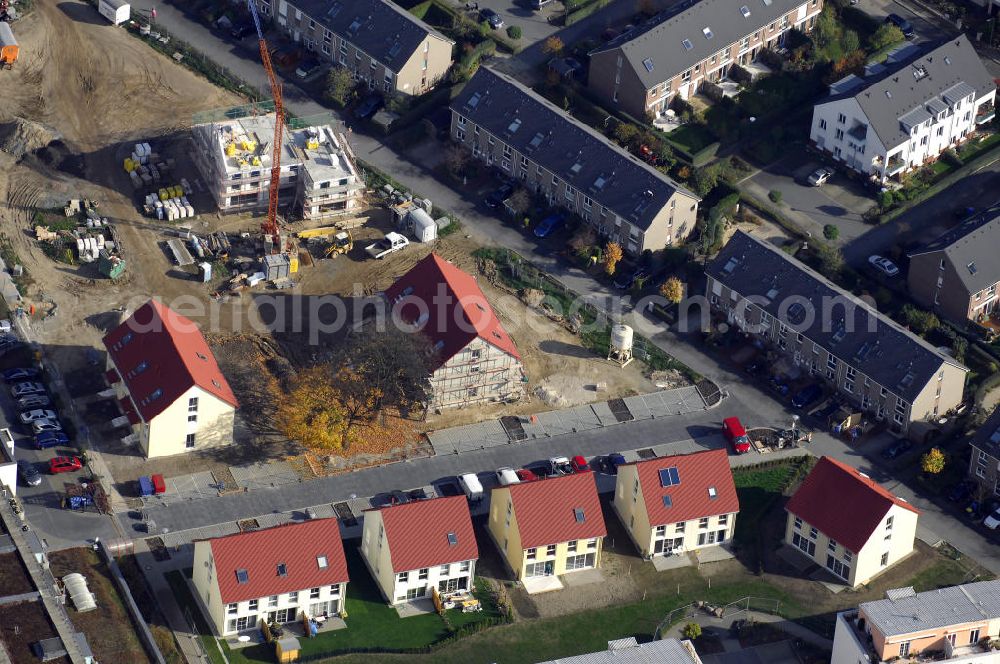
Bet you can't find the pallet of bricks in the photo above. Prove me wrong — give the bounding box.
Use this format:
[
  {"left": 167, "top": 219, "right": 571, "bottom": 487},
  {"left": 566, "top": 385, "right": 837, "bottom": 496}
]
[{"left": 123, "top": 142, "right": 194, "bottom": 221}]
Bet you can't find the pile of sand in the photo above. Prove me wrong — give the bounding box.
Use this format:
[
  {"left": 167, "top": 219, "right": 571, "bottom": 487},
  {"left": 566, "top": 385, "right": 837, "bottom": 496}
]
[
  {"left": 0, "top": 117, "right": 62, "bottom": 159},
  {"left": 534, "top": 385, "right": 569, "bottom": 408}
]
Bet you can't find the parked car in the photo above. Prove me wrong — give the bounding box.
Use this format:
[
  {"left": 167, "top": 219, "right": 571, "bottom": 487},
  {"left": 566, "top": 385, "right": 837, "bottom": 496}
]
[
  {"left": 295, "top": 57, "right": 322, "bottom": 80},
  {"left": 484, "top": 183, "right": 514, "bottom": 210},
  {"left": 496, "top": 467, "right": 521, "bottom": 486},
  {"left": 515, "top": 468, "right": 538, "bottom": 482},
  {"left": 480, "top": 7, "right": 503, "bottom": 29},
  {"left": 32, "top": 419, "right": 63, "bottom": 434},
  {"left": 18, "top": 459, "right": 41, "bottom": 487},
  {"left": 269, "top": 45, "right": 302, "bottom": 68},
  {"left": 983, "top": 506, "right": 1000, "bottom": 530},
  {"left": 881, "top": 439, "right": 912, "bottom": 460},
  {"left": 230, "top": 21, "right": 253, "bottom": 39},
  {"left": 868, "top": 255, "right": 900, "bottom": 277},
  {"left": 388, "top": 489, "right": 410, "bottom": 505},
  {"left": 458, "top": 473, "right": 484, "bottom": 502},
  {"left": 723, "top": 416, "right": 751, "bottom": 454},
  {"left": 570, "top": 455, "right": 590, "bottom": 473},
  {"left": 614, "top": 267, "right": 648, "bottom": 291},
  {"left": 407, "top": 488, "right": 429, "bottom": 501},
  {"left": 354, "top": 94, "right": 384, "bottom": 120},
  {"left": 11, "top": 382, "right": 45, "bottom": 397},
  {"left": 2, "top": 367, "right": 39, "bottom": 381},
  {"left": 791, "top": 384, "right": 823, "bottom": 410},
  {"left": 17, "top": 394, "right": 51, "bottom": 409},
  {"left": 885, "top": 13, "right": 914, "bottom": 38},
  {"left": 49, "top": 456, "right": 82, "bottom": 475},
  {"left": 601, "top": 453, "right": 626, "bottom": 474},
  {"left": 806, "top": 167, "right": 834, "bottom": 186},
  {"left": 947, "top": 481, "right": 974, "bottom": 503},
  {"left": 20, "top": 409, "right": 57, "bottom": 424},
  {"left": 533, "top": 213, "right": 566, "bottom": 238},
  {"left": 34, "top": 431, "right": 69, "bottom": 450},
  {"left": 547, "top": 456, "right": 573, "bottom": 475}
]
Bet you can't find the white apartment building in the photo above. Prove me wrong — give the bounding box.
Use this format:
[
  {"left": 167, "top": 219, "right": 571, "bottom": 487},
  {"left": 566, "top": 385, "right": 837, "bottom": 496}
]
[{"left": 811, "top": 37, "right": 996, "bottom": 183}]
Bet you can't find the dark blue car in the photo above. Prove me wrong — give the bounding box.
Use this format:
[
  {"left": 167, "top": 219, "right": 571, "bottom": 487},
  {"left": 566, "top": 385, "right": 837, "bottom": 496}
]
[
  {"left": 533, "top": 213, "right": 566, "bottom": 238},
  {"left": 34, "top": 431, "right": 69, "bottom": 450},
  {"left": 791, "top": 384, "right": 823, "bottom": 409}
]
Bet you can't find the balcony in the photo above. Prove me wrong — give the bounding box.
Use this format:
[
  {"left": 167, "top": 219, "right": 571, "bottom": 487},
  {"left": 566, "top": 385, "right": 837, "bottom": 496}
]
[
  {"left": 885, "top": 155, "right": 906, "bottom": 176},
  {"left": 976, "top": 102, "right": 995, "bottom": 125}
]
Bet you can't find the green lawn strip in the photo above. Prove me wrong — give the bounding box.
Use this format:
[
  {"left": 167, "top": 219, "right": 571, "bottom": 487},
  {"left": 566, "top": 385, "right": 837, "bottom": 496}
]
[
  {"left": 732, "top": 462, "right": 801, "bottom": 547},
  {"left": 667, "top": 123, "right": 718, "bottom": 154},
  {"left": 163, "top": 570, "right": 229, "bottom": 664}
]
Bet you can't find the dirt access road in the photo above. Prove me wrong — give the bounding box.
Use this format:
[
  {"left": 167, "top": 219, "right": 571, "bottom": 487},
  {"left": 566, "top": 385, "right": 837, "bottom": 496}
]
[{"left": 0, "top": 0, "right": 239, "bottom": 359}]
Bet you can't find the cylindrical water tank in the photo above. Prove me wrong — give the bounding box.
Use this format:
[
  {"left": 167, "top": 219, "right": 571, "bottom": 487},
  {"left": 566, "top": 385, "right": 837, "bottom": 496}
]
[{"left": 611, "top": 324, "right": 633, "bottom": 352}]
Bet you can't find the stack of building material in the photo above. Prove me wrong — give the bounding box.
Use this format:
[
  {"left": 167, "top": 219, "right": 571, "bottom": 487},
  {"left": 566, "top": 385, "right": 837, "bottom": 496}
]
[
  {"left": 35, "top": 226, "right": 58, "bottom": 242},
  {"left": 75, "top": 235, "right": 106, "bottom": 263}
]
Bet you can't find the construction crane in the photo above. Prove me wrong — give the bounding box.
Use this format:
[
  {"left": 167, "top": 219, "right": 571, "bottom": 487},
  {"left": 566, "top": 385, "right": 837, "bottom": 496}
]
[{"left": 247, "top": 0, "right": 283, "bottom": 251}]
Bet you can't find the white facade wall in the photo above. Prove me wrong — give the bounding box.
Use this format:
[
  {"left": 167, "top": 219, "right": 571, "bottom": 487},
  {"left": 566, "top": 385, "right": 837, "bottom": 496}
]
[
  {"left": 812, "top": 90, "right": 996, "bottom": 183},
  {"left": 429, "top": 338, "right": 525, "bottom": 409},
  {"left": 389, "top": 560, "right": 476, "bottom": 603}
]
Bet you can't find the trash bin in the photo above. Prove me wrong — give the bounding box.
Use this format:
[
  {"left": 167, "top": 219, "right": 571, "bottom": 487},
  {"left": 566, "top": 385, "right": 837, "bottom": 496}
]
[
  {"left": 138, "top": 476, "right": 154, "bottom": 497},
  {"left": 152, "top": 474, "right": 166, "bottom": 495}
]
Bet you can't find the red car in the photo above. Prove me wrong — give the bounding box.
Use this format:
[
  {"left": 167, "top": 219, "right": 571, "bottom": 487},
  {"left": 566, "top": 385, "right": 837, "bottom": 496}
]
[
  {"left": 516, "top": 468, "right": 538, "bottom": 482},
  {"left": 49, "top": 456, "right": 82, "bottom": 474},
  {"left": 723, "top": 417, "right": 751, "bottom": 454},
  {"left": 571, "top": 455, "right": 591, "bottom": 472}
]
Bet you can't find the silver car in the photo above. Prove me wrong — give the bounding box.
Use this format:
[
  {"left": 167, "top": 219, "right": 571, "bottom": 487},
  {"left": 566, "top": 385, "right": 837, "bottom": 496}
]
[
  {"left": 31, "top": 419, "right": 63, "bottom": 434},
  {"left": 17, "top": 395, "right": 51, "bottom": 409},
  {"left": 20, "top": 409, "right": 57, "bottom": 424},
  {"left": 807, "top": 167, "right": 834, "bottom": 186}
]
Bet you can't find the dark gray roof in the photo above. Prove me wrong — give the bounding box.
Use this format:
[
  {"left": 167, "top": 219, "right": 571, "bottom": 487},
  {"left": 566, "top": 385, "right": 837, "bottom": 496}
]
[
  {"left": 591, "top": 0, "right": 805, "bottom": 89},
  {"left": 909, "top": 204, "right": 1000, "bottom": 294},
  {"left": 861, "top": 581, "right": 1000, "bottom": 637},
  {"left": 970, "top": 404, "right": 1000, "bottom": 457},
  {"left": 535, "top": 637, "right": 699, "bottom": 663},
  {"left": 291, "top": 0, "right": 452, "bottom": 73},
  {"left": 451, "top": 68, "right": 697, "bottom": 231},
  {"left": 706, "top": 232, "right": 965, "bottom": 402},
  {"left": 819, "top": 36, "right": 995, "bottom": 149}
]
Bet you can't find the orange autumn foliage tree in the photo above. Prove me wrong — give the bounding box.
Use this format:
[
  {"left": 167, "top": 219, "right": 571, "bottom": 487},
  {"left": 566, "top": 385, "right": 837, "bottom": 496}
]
[{"left": 275, "top": 365, "right": 359, "bottom": 452}]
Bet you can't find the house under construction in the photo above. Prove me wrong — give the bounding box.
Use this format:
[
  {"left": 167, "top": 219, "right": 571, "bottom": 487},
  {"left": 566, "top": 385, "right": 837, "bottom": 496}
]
[{"left": 190, "top": 113, "right": 364, "bottom": 221}]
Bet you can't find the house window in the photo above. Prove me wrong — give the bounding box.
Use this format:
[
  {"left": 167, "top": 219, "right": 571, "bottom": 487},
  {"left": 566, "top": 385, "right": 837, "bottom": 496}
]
[
  {"left": 886, "top": 516, "right": 893, "bottom": 530},
  {"left": 568, "top": 540, "right": 577, "bottom": 553},
  {"left": 828, "top": 539, "right": 837, "bottom": 552},
  {"left": 288, "top": 591, "right": 298, "bottom": 604},
  {"left": 227, "top": 603, "right": 238, "bottom": 615},
  {"left": 268, "top": 595, "right": 279, "bottom": 608},
  {"left": 419, "top": 568, "right": 429, "bottom": 580},
  {"left": 185, "top": 433, "right": 196, "bottom": 448},
  {"left": 809, "top": 527, "right": 818, "bottom": 540},
  {"left": 899, "top": 642, "right": 911, "bottom": 657},
  {"left": 718, "top": 514, "right": 728, "bottom": 526},
  {"left": 249, "top": 599, "right": 259, "bottom": 611},
  {"left": 188, "top": 397, "right": 198, "bottom": 412},
  {"left": 440, "top": 564, "right": 450, "bottom": 576},
  {"left": 793, "top": 517, "right": 802, "bottom": 529},
  {"left": 970, "top": 629, "right": 981, "bottom": 643},
  {"left": 675, "top": 522, "right": 685, "bottom": 533},
  {"left": 698, "top": 517, "right": 709, "bottom": 529},
  {"left": 546, "top": 544, "right": 557, "bottom": 557},
  {"left": 526, "top": 547, "right": 537, "bottom": 560},
  {"left": 655, "top": 525, "right": 667, "bottom": 537},
  {"left": 880, "top": 552, "right": 889, "bottom": 566},
  {"left": 460, "top": 561, "right": 471, "bottom": 573},
  {"left": 310, "top": 587, "right": 320, "bottom": 599},
  {"left": 588, "top": 539, "right": 598, "bottom": 549},
  {"left": 398, "top": 571, "right": 409, "bottom": 583}
]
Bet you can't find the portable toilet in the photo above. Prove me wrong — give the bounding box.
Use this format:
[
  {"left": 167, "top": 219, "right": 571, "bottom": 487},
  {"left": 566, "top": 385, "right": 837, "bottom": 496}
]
[
  {"left": 0, "top": 23, "right": 18, "bottom": 68},
  {"left": 408, "top": 208, "right": 437, "bottom": 243}
]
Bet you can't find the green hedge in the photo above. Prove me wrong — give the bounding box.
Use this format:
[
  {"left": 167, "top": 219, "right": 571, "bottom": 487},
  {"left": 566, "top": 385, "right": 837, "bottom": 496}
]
[
  {"left": 566, "top": 0, "right": 612, "bottom": 25},
  {"left": 691, "top": 142, "right": 721, "bottom": 167}
]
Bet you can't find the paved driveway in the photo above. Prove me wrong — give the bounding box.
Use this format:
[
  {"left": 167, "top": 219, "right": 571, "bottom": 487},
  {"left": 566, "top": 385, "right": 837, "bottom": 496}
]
[
  {"left": 852, "top": 0, "right": 956, "bottom": 45},
  {"left": 744, "top": 153, "right": 874, "bottom": 244},
  {"left": 448, "top": 0, "right": 562, "bottom": 49}
]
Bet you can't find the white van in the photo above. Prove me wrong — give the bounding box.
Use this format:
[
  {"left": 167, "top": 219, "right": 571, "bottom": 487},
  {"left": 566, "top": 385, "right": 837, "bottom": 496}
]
[
  {"left": 458, "top": 473, "right": 484, "bottom": 502},
  {"left": 496, "top": 467, "right": 520, "bottom": 486}
]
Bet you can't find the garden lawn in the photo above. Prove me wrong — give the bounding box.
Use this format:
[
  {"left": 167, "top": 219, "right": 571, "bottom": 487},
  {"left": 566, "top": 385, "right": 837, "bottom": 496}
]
[
  {"left": 667, "top": 123, "right": 718, "bottom": 155},
  {"left": 732, "top": 460, "right": 806, "bottom": 547}
]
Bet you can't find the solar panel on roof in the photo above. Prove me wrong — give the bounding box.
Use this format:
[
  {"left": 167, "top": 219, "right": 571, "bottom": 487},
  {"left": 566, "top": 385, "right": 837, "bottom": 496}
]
[{"left": 659, "top": 467, "right": 681, "bottom": 487}]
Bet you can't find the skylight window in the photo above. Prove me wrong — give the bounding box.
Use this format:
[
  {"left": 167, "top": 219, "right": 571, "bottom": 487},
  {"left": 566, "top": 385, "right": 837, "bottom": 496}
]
[
  {"left": 236, "top": 569, "right": 249, "bottom": 584},
  {"left": 643, "top": 58, "right": 654, "bottom": 72},
  {"left": 212, "top": 379, "right": 222, "bottom": 388},
  {"left": 317, "top": 555, "right": 328, "bottom": 569},
  {"left": 723, "top": 258, "right": 738, "bottom": 274},
  {"left": 447, "top": 532, "right": 458, "bottom": 546},
  {"left": 574, "top": 508, "right": 586, "bottom": 523},
  {"left": 703, "top": 27, "right": 713, "bottom": 39},
  {"left": 662, "top": 495, "right": 673, "bottom": 508},
  {"left": 968, "top": 262, "right": 978, "bottom": 275},
  {"left": 467, "top": 92, "right": 482, "bottom": 109},
  {"left": 593, "top": 176, "right": 607, "bottom": 190},
  {"left": 708, "top": 486, "right": 718, "bottom": 499},
  {"left": 348, "top": 18, "right": 362, "bottom": 32},
  {"left": 133, "top": 360, "right": 149, "bottom": 375},
  {"left": 388, "top": 42, "right": 401, "bottom": 58},
  {"left": 529, "top": 132, "right": 544, "bottom": 149},
  {"left": 508, "top": 118, "right": 522, "bottom": 133},
  {"left": 277, "top": 563, "right": 287, "bottom": 577},
  {"left": 570, "top": 162, "right": 582, "bottom": 174},
  {"left": 762, "top": 0, "right": 772, "bottom": 6},
  {"left": 196, "top": 352, "right": 207, "bottom": 361},
  {"left": 740, "top": 5, "right": 751, "bottom": 17},
  {"left": 148, "top": 388, "right": 163, "bottom": 402},
  {"left": 659, "top": 467, "right": 681, "bottom": 487},
  {"left": 121, "top": 332, "right": 134, "bottom": 346},
  {"left": 681, "top": 39, "right": 693, "bottom": 51}
]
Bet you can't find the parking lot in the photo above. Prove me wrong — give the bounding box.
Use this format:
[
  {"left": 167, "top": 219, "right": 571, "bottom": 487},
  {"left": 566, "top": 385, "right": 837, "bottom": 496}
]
[{"left": 744, "top": 152, "right": 876, "bottom": 244}]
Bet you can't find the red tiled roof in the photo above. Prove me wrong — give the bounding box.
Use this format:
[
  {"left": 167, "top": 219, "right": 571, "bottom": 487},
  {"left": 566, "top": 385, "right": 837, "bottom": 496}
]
[
  {"left": 503, "top": 473, "right": 606, "bottom": 549},
  {"left": 785, "top": 456, "right": 920, "bottom": 553},
  {"left": 628, "top": 449, "right": 739, "bottom": 527},
  {"left": 384, "top": 254, "right": 521, "bottom": 369},
  {"left": 374, "top": 496, "right": 478, "bottom": 573},
  {"left": 205, "top": 519, "right": 349, "bottom": 605},
  {"left": 102, "top": 300, "right": 238, "bottom": 422}
]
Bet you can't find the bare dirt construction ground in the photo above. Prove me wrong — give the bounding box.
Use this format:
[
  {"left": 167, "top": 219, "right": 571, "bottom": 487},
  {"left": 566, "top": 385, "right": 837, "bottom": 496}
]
[
  {"left": 47, "top": 547, "right": 152, "bottom": 664},
  {"left": 0, "top": 0, "right": 239, "bottom": 365}
]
